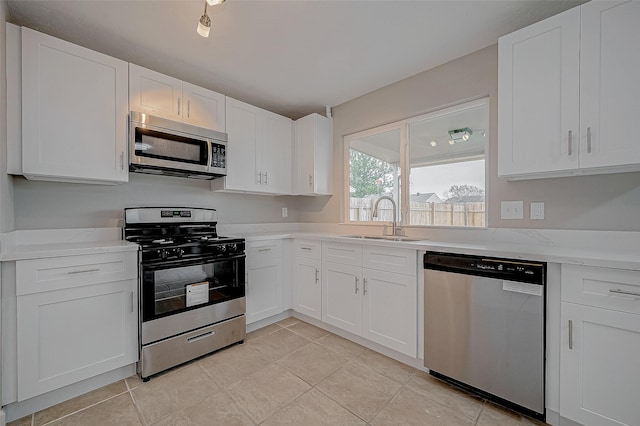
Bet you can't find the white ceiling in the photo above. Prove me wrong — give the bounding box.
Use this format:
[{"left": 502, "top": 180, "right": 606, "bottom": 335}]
[{"left": 7, "top": 0, "right": 585, "bottom": 119}]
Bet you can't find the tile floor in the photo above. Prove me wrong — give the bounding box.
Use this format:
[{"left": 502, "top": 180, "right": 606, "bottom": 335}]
[{"left": 9, "top": 318, "right": 545, "bottom": 426}]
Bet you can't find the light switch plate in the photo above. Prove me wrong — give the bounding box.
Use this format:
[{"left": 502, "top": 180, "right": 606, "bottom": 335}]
[
  {"left": 530, "top": 202, "right": 545, "bottom": 220},
  {"left": 501, "top": 201, "right": 524, "bottom": 219},
  {"left": 282, "top": 207, "right": 288, "bottom": 218}
]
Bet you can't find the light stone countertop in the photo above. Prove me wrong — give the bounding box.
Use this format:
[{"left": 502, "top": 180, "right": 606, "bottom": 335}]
[
  {"left": 0, "top": 228, "right": 139, "bottom": 261},
  {"left": 2, "top": 226, "right": 639, "bottom": 271},
  {"left": 240, "top": 231, "right": 640, "bottom": 271}
]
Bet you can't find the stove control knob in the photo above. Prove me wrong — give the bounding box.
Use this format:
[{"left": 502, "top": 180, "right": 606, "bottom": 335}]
[
  {"left": 227, "top": 243, "right": 237, "bottom": 253},
  {"left": 175, "top": 248, "right": 184, "bottom": 258},
  {"left": 218, "top": 245, "right": 227, "bottom": 253},
  {"left": 159, "top": 249, "right": 169, "bottom": 260}
]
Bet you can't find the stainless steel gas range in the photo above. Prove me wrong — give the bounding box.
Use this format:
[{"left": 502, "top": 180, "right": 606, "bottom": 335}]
[{"left": 124, "top": 207, "right": 246, "bottom": 380}]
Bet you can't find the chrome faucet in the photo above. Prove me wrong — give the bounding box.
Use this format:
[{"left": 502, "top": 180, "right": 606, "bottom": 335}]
[{"left": 372, "top": 196, "right": 403, "bottom": 236}]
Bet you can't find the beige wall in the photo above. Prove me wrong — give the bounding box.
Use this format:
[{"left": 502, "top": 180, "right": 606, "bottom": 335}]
[
  {"left": 1, "top": 0, "right": 14, "bottom": 232},
  {"left": 298, "top": 44, "right": 640, "bottom": 231}
]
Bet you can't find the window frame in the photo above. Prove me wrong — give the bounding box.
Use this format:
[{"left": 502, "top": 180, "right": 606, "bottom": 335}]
[{"left": 343, "top": 97, "right": 489, "bottom": 229}]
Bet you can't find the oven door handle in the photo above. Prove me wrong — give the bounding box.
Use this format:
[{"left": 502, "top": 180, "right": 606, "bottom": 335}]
[{"left": 142, "top": 253, "right": 246, "bottom": 271}]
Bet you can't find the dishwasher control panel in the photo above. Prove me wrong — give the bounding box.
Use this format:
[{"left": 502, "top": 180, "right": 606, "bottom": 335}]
[{"left": 424, "top": 251, "right": 545, "bottom": 285}]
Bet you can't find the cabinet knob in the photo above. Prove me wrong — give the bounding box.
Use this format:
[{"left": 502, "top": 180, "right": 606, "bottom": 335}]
[{"left": 177, "top": 97, "right": 181, "bottom": 116}]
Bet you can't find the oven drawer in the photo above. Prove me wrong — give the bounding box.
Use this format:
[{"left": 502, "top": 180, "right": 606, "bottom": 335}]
[
  {"left": 247, "top": 240, "right": 282, "bottom": 263},
  {"left": 16, "top": 251, "right": 138, "bottom": 296},
  {"left": 294, "top": 239, "right": 321, "bottom": 259},
  {"left": 562, "top": 264, "right": 640, "bottom": 314},
  {"left": 140, "top": 315, "right": 246, "bottom": 379}
]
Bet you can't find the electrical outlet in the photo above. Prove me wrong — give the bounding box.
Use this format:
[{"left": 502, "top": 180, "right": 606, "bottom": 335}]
[
  {"left": 282, "top": 207, "right": 288, "bottom": 218},
  {"left": 530, "top": 202, "right": 545, "bottom": 220},
  {"left": 501, "top": 201, "right": 524, "bottom": 219}
]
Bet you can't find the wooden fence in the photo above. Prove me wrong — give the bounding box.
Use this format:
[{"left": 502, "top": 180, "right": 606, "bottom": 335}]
[{"left": 349, "top": 198, "right": 485, "bottom": 227}]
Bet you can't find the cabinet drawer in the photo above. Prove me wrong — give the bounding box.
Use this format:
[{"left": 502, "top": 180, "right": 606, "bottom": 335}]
[
  {"left": 363, "top": 246, "right": 417, "bottom": 276},
  {"left": 16, "top": 251, "right": 138, "bottom": 295},
  {"left": 294, "top": 239, "right": 321, "bottom": 259},
  {"left": 562, "top": 264, "right": 640, "bottom": 314},
  {"left": 246, "top": 240, "right": 282, "bottom": 263},
  {"left": 322, "top": 241, "right": 362, "bottom": 266}
]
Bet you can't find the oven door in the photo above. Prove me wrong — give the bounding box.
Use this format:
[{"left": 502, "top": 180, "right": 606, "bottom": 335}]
[{"left": 141, "top": 254, "right": 245, "bottom": 324}]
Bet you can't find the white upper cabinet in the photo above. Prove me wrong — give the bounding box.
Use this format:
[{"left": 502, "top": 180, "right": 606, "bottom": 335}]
[
  {"left": 498, "top": 8, "right": 580, "bottom": 178},
  {"left": 129, "top": 64, "right": 225, "bottom": 132},
  {"left": 498, "top": 0, "right": 640, "bottom": 180},
  {"left": 213, "top": 97, "right": 292, "bottom": 195},
  {"left": 293, "top": 113, "right": 333, "bottom": 195},
  {"left": 18, "top": 27, "right": 129, "bottom": 184},
  {"left": 579, "top": 0, "right": 640, "bottom": 170}
]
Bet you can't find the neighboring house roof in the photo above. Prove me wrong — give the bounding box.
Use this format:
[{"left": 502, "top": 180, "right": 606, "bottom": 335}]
[
  {"left": 445, "top": 195, "right": 485, "bottom": 203},
  {"left": 410, "top": 193, "right": 443, "bottom": 203}
]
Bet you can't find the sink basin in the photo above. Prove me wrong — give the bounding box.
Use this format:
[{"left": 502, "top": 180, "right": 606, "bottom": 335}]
[{"left": 339, "top": 235, "right": 424, "bottom": 242}]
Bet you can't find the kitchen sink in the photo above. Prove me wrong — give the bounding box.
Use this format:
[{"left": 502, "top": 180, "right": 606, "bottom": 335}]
[{"left": 339, "top": 235, "right": 424, "bottom": 242}]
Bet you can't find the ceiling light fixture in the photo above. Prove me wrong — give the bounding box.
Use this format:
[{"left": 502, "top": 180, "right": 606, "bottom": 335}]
[
  {"left": 197, "top": 0, "right": 225, "bottom": 38},
  {"left": 448, "top": 127, "right": 473, "bottom": 144},
  {"left": 430, "top": 140, "right": 437, "bottom": 147}
]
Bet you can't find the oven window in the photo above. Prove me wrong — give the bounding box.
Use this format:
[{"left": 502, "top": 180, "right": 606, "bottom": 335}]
[
  {"left": 135, "top": 128, "right": 207, "bottom": 165},
  {"left": 142, "top": 257, "right": 244, "bottom": 321}
]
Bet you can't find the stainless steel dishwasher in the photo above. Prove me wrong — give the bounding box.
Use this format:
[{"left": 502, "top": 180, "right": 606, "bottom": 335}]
[{"left": 423, "top": 251, "right": 546, "bottom": 420}]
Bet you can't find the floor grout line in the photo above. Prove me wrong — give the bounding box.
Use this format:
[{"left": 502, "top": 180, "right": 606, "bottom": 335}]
[{"left": 39, "top": 389, "right": 131, "bottom": 426}]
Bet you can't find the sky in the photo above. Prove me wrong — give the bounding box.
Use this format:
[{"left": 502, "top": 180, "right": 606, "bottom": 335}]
[{"left": 409, "top": 159, "right": 485, "bottom": 198}]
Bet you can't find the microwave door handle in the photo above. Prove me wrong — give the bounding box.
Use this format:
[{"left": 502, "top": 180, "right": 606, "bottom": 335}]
[{"left": 206, "top": 140, "right": 212, "bottom": 171}]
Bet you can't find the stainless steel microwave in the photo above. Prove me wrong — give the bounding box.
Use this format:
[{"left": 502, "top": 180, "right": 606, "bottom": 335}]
[{"left": 129, "top": 111, "right": 227, "bottom": 180}]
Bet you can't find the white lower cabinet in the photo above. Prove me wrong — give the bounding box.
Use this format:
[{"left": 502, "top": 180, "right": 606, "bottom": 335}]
[
  {"left": 246, "top": 240, "right": 283, "bottom": 324},
  {"left": 320, "top": 242, "right": 417, "bottom": 357},
  {"left": 293, "top": 257, "right": 322, "bottom": 321},
  {"left": 560, "top": 264, "right": 640, "bottom": 426},
  {"left": 15, "top": 252, "right": 138, "bottom": 401},
  {"left": 322, "top": 262, "right": 362, "bottom": 335},
  {"left": 361, "top": 268, "right": 417, "bottom": 355}
]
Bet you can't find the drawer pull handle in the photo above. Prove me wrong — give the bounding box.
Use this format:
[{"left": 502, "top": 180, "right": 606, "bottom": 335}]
[
  {"left": 587, "top": 126, "right": 592, "bottom": 153},
  {"left": 355, "top": 277, "right": 359, "bottom": 294},
  {"left": 300, "top": 247, "right": 312, "bottom": 251},
  {"left": 609, "top": 288, "right": 640, "bottom": 297},
  {"left": 315, "top": 268, "right": 319, "bottom": 283},
  {"left": 568, "top": 130, "right": 572, "bottom": 156},
  {"left": 187, "top": 330, "right": 214, "bottom": 343},
  {"left": 68, "top": 268, "right": 100, "bottom": 275},
  {"left": 363, "top": 278, "right": 367, "bottom": 295},
  {"left": 568, "top": 320, "right": 573, "bottom": 350},
  {"left": 258, "top": 248, "right": 272, "bottom": 252}
]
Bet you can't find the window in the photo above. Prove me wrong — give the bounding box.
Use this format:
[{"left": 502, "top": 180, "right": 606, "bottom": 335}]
[{"left": 345, "top": 98, "right": 488, "bottom": 228}]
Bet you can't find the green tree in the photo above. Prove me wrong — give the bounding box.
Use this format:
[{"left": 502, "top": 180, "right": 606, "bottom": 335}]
[
  {"left": 443, "top": 184, "right": 485, "bottom": 200},
  {"left": 349, "top": 149, "right": 394, "bottom": 197}
]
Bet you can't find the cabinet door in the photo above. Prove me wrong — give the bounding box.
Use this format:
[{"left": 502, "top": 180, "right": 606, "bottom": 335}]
[
  {"left": 260, "top": 110, "right": 292, "bottom": 194},
  {"left": 561, "top": 302, "right": 640, "bottom": 426},
  {"left": 362, "top": 269, "right": 417, "bottom": 357},
  {"left": 498, "top": 8, "right": 580, "bottom": 178},
  {"left": 224, "top": 97, "right": 261, "bottom": 191},
  {"left": 17, "top": 279, "right": 137, "bottom": 401},
  {"left": 322, "top": 262, "right": 361, "bottom": 335},
  {"left": 294, "top": 113, "right": 333, "bottom": 195},
  {"left": 579, "top": 0, "right": 640, "bottom": 169},
  {"left": 182, "top": 81, "right": 226, "bottom": 131},
  {"left": 21, "top": 27, "right": 128, "bottom": 184},
  {"left": 129, "top": 64, "right": 182, "bottom": 121},
  {"left": 246, "top": 260, "right": 283, "bottom": 324},
  {"left": 293, "top": 257, "right": 322, "bottom": 320}
]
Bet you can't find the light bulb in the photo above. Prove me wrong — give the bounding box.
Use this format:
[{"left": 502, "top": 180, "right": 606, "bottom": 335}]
[
  {"left": 430, "top": 141, "right": 437, "bottom": 147},
  {"left": 197, "top": 13, "right": 211, "bottom": 37}
]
